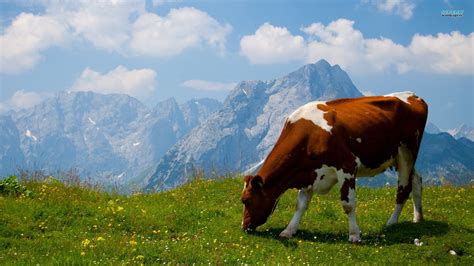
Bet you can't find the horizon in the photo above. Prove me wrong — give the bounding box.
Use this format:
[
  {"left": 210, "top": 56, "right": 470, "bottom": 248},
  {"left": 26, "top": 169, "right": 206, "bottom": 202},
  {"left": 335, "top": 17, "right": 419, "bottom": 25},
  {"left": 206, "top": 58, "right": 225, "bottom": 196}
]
[{"left": 1, "top": 0, "right": 473, "bottom": 130}]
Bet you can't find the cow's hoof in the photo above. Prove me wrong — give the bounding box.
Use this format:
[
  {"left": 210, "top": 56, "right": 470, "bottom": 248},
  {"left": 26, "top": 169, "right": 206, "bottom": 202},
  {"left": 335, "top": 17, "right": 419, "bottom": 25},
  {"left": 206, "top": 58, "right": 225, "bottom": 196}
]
[
  {"left": 279, "top": 229, "right": 294, "bottom": 239},
  {"left": 385, "top": 219, "right": 397, "bottom": 227},
  {"left": 348, "top": 234, "right": 361, "bottom": 243},
  {"left": 413, "top": 214, "right": 424, "bottom": 223}
]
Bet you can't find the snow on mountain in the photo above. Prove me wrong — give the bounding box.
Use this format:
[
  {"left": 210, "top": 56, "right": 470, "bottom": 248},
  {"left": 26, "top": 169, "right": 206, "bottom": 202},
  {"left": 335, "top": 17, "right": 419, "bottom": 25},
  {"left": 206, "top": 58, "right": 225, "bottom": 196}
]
[
  {"left": 0, "top": 115, "right": 25, "bottom": 176},
  {"left": 146, "top": 60, "right": 363, "bottom": 191},
  {"left": 2, "top": 91, "right": 221, "bottom": 187},
  {"left": 448, "top": 124, "right": 474, "bottom": 141}
]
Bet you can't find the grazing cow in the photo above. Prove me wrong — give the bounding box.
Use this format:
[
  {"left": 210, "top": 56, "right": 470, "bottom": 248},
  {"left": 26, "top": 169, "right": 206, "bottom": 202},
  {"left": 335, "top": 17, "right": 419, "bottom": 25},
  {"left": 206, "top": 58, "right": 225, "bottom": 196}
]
[{"left": 241, "top": 91, "right": 428, "bottom": 243}]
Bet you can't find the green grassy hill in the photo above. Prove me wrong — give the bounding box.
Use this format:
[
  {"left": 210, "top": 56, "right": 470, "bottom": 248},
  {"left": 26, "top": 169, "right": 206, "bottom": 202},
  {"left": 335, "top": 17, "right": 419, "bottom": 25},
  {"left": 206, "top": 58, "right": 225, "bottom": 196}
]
[{"left": 1, "top": 176, "right": 473, "bottom": 264}]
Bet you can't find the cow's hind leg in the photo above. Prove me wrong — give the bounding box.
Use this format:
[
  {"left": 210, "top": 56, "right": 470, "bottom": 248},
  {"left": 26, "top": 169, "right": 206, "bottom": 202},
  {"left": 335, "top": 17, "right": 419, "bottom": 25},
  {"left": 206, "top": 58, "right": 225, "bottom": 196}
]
[
  {"left": 337, "top": 172, "right": 360, "bottom": 243},
  {"left": 387, "top": 145, "right": 414, "bottom": 226},
  {"left": 412, "top": 170, "right": 423, "bottom": 223},
  {"left": 279, "top": 187, "right": 313, "bottom": 238}
]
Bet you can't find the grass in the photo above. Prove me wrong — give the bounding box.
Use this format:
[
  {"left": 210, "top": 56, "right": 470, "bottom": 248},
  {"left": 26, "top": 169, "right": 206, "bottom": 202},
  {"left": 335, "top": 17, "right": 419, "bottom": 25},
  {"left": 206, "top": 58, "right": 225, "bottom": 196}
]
[{"left": 0, "top": 176, "right": 473, "bottom": 264}]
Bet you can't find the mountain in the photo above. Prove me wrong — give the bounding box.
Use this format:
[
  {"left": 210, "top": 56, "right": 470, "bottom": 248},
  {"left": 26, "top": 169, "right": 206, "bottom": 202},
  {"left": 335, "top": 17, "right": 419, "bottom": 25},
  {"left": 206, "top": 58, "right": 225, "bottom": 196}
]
[
  {"left": 448, "top": 124, "right": 474, "bottom": 141},
  {"left": 416, "top": 132, "right": 474, "bottom": 185},
  {"left": 0, "top": 115, "right": 25, "bottom": 176},
  {"left": 2, "top": 92, "right": 222, "bottom": 188},
  {"left": 180, "top": 98, "right": 223, "bottom": 129},
  {"left": 12, "top": 92, "right": 145, "bottom": 182},
  {"left": 146, "top": 60, "right": 363, "bottom": 191},
  {"left": 425, "top": 122, "right": 441, "bottom": 134}
]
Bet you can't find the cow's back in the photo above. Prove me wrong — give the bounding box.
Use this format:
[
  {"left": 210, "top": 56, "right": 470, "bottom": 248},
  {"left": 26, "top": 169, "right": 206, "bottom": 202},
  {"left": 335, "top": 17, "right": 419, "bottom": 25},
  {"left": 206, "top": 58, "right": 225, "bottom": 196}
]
[{"left": 322, "top": 94, "right": 428, "bottom": 170}]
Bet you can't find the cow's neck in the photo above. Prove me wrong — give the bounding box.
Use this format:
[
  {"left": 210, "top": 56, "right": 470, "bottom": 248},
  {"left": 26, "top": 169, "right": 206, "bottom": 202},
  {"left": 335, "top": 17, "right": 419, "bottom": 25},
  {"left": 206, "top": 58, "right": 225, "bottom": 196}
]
[{"left": 260, "top": 168, "right": 310, "bottom": 201}]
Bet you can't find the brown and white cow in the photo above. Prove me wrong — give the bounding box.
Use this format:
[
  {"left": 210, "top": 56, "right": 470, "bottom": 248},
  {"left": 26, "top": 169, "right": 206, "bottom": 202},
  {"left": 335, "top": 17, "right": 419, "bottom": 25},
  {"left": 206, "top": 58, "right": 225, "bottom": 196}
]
[{"left": 241, "top": 91, "right": 428, "bottom": 243}]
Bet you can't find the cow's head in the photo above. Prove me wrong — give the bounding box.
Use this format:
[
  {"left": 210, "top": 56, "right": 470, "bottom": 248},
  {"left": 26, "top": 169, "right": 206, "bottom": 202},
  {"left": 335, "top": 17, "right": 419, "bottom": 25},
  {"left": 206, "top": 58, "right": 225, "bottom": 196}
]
[{"left": 241, "top": 175, "right": 278, "bottom": 231}]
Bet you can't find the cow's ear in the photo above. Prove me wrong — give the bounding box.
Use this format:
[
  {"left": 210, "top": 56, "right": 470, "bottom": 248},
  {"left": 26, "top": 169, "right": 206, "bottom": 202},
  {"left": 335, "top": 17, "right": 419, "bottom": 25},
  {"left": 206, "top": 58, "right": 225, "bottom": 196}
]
[{"left": 251, "top": 175, "right": 263, "bottom": 189}]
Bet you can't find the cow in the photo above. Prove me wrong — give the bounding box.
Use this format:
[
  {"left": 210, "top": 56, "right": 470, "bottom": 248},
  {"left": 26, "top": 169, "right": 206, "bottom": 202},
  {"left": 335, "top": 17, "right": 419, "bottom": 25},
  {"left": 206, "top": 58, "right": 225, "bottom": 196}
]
[{"left": 241, "top": 91, "right": 428, "bottom": 243}]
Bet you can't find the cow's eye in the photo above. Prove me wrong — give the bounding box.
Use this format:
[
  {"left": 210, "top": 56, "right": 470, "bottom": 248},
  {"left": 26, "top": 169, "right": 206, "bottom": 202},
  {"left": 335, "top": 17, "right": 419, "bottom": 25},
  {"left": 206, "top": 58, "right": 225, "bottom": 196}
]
[{"left": 242, "top": 198, "right": 251, "bottom": 205}]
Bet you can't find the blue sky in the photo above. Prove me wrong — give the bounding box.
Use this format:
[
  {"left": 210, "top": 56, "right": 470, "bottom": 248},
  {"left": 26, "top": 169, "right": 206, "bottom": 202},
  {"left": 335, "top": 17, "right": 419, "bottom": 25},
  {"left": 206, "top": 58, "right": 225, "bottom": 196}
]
[{"left": 0, "top": 0, "right": 472, "bottom": 130}]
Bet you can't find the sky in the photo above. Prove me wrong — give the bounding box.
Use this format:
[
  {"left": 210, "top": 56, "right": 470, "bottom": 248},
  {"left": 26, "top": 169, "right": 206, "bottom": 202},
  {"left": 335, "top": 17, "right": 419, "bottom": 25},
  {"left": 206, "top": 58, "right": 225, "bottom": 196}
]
[{"left": 0, "top": 0, "right": 472, "bottom": 130}]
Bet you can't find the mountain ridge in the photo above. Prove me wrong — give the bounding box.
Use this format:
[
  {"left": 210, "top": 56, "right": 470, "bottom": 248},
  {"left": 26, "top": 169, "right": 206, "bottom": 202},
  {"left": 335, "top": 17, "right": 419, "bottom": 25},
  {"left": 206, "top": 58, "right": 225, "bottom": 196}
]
[
  {"left": 146, "top": 59, "right": 363, "bottom": 190},
  {"left": 1, "top": 91, "right": 222, "bottom": 188}
]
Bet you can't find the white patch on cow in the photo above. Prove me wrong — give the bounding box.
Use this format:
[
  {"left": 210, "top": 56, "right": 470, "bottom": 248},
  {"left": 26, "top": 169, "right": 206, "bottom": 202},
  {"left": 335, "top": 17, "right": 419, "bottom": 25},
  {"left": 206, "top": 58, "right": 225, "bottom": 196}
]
[
  {"left": 347, "top": 211, "right": 360, "bottom": 243},
  {"left": 356, "top": 137, "right": 362, "bottom": 143},
  {"left": 396, "top": 143, "right": 414, "bottom": 187},
  {"left": 385, "top": 91, "right": 415, "bottom": 104},
  {"left": 288, "top": 101, "right": 332, "bottom": 133},
  {"left": 25, "top": 130, "right": 37, "bottom": 142},
  {"left": 386, "top": 204, "right": 404, "bottom": 226},
  {"left": 354, "top": 156, "right": 362, "bottom": 168},
  {"left": 313, "top": 165, "right": 339, "bottom": 195},
  {"left": 334, "top": 168, "right": 360, "bottom": 242},
  {"left": 280, "top": 187, "right": 313, "bottom": 238},
  {"left": 412, "top": 171, "right": 423, "bottom": 223},
  {"left": 88, "top": 117, "right": 96, "bottom": 125}
]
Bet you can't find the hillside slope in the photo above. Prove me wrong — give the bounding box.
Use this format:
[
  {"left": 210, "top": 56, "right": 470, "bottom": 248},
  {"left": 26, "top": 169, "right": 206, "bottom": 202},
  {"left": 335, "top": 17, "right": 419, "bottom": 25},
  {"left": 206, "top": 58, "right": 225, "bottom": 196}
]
[{"left": 1, "top": 177, "right": 472, "bottom": 264}]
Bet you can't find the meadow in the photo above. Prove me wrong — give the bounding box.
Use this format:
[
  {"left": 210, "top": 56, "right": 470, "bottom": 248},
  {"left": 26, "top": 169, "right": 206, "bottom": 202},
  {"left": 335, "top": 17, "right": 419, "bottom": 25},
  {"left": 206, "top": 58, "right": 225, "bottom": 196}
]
[{"left": 0, "top": 175, "right": 472, "bottom": 264}]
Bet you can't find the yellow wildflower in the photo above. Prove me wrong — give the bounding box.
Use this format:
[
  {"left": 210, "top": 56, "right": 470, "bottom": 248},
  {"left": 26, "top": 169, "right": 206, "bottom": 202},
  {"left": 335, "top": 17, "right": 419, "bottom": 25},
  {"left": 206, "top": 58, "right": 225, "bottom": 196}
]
[
  {"left": 129, "top": 240, "right": 137, "bottom": 246},
  {"left": 117, "top": 206, "right": 124, "bottom": 212},
  {"left": 81, "top": 239, "right": 91, "bottom": 248},
  {"left": 136, "top": 255, "right": 145, "bottom": 260},
  {"left": 97, "top": 236, "right": 105, "bottom": 241}
]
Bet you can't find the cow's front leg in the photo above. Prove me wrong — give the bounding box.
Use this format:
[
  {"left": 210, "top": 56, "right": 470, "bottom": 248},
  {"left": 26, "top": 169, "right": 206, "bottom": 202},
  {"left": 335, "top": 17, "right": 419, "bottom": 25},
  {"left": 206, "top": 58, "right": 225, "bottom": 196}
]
[
  {"left": 338, "top": 174, "right": 360, "bottom": 243},
  {"left": 279, "top": 187, "right": 313, "bottom": 238}
]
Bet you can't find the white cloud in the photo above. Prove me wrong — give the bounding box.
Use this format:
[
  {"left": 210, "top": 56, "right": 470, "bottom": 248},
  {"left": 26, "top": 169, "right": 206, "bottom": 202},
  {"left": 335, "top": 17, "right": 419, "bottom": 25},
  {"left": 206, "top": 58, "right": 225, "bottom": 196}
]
[
  {"left": 0, "top": 90, "right": 47, "bottom": 112},
  {"left": 182, "top": 80, "right": 236, "bottom": 91},
  {"left": 240, "top": 23, "right": 306, "bottom": 64},
  {"left": 70, "top": 65, "right": 157, "bottom": 100},
  {"left": 45, "top": 0, "right": 145, "bottom": 53},
  {"left": 409, "top": 32, "right": 474, "bottom": 74},
  {"left": 368, "top": 0, "right": 416, "bottom": 20},
  {"left": 303, "top": 19, "right": 411, "bottom": 74},
  {"left": 0, "top": 13, "right": 69, "bottom": 74},
  {"left": 1, "top": 2, "right": 231, "bottom": 74},
  {"left": 240, "top": 19, "right": 473, "bottom": 75},
  {"left": 130, "top": 7, "right": 232, "bottom": 57}
]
